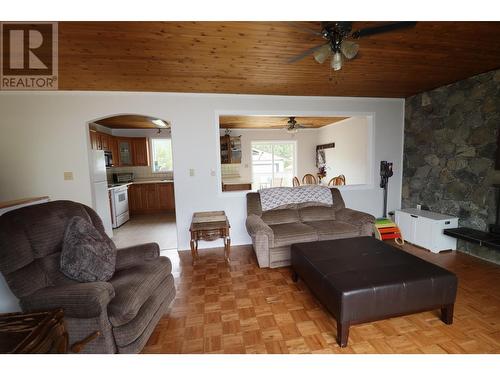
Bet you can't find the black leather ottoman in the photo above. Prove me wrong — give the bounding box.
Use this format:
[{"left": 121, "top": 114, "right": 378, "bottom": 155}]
[{"left": 291, "top": 236, "right": 458, "bottom": 347}]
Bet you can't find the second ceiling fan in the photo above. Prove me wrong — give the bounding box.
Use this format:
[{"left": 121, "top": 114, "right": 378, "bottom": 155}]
[{"left": 288, "top": 21, "right": 417, "bottom": 71}]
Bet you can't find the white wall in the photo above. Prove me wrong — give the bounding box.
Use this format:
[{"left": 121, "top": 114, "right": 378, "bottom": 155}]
[
  {"left": 0, "top": 91, "right": 404, "bottom": 249},
  {"left": 318, "top": 117, "right": 370, "bottom": 185},
  {"left": 0, "top": 92, "right": 404, "bottom": 312},
  {"left": 219, "top": 128, "right": 318, "bottom": 183}
]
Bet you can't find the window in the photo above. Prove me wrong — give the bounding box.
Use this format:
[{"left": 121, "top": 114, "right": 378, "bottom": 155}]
[
  {"left": 251, "top": 141, "right": 296, "bottom": 189},
  {"left": 151, "top": 138, "right": 173, "bottom": 172}
]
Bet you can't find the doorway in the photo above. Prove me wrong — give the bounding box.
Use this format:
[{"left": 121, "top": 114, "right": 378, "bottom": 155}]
[{"left": 86, "top": 114, "right": 177, "bottom": 252}]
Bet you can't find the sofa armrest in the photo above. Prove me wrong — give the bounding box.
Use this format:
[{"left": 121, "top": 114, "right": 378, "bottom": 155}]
[
  {"left": 246, "top": 214, "right": 273, "bottom": 238},
  {"left": 20, "top": 282, "right": 115, "bottom": 318},
  {"left": 115, "top": 242, "right": 160, "bottom": 270},
  {"left": 336, "top": 208, "right": 375, "bottom": 226}
]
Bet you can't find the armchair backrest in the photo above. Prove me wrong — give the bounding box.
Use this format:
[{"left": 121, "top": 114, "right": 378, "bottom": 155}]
[
  {"left": 246, "top": 188, "right": 346, "bottom": 217},
  {"left": 0, "top": 201, "right": 112, "bottom": 299}
]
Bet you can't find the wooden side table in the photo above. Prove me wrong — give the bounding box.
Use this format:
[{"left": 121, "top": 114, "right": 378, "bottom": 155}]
[
  {"left": 0, "top": 309, "right": 68, "bottom": 353},
  {"left": 190, "top": 211, "right": 231, "bottom": 263}
]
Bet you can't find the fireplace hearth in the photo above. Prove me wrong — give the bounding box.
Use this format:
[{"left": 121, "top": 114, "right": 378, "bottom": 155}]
[{"left": 444, "top": 184, "right": 500, "bottom": 251}]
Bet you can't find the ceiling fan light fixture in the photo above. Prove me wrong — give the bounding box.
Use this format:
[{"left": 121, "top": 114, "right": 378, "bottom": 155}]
[
  {"left": 286, "top": 127, "right": 299, "bottom": 134},
  {"left": 340, "top": 41, "right": 359, "bottom": 59},
  {"left": 313, "top": 44, "right": 331, "bottom": 64},
  {"left": 331, "top": 51, "right": 343, "bottom": 71}
]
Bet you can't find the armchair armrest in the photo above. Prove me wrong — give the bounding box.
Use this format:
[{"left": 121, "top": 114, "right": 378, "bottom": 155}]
[
  {"left": 20, "top": 282, "right": 115, "bottom": 318},
  {"left": 115, "top": 242, "right": 160, "bottom": 271},
  {"left": 246, "top": 214, "right": 274, "bottom": 239},
  {"left": 336, "top": 208, "right": 375, "bottom": 226}
]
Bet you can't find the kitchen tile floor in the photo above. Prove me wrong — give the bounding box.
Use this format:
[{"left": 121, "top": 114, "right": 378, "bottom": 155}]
[{"left": 112, "top": 213, "right": 177, "bottom": 250}]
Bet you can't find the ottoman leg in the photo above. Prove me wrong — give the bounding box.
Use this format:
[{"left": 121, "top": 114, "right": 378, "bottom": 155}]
[
  {"left": 291, "top": 271, "right": 299, "bottom": 283},
  {"left": 441, "top": 304, "right": 454, "bottom": 325},
  {"left": 337, "top": 322, "right": 349, "bottom": 348}
]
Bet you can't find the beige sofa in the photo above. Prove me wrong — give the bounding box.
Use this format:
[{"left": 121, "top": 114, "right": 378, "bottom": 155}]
[{"left": 246, "top": 188, "right": 375, "bottom": 268}]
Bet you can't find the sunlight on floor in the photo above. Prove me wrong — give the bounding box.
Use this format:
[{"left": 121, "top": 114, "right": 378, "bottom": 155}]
[{"left": 112, "top": 213, "right": 177, "bottom": 250}]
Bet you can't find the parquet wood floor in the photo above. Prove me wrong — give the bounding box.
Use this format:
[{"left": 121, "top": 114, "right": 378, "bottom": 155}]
[{"left": 144, "top": 242, "right": 500, "bottom": 354}]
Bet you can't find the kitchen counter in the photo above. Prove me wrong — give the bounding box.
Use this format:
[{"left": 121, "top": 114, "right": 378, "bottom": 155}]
[
  {"left": 107, "top": 180, "right": 173, "bottom": 190},
  {"left": 222, "top": 177, "right": 252, "bottom": 192},
  {"left": 133, "top": 179, "right": 174, "bottom": 184},
  {"left": 222, "top": 177, "right": 252, "bottom": 185}
]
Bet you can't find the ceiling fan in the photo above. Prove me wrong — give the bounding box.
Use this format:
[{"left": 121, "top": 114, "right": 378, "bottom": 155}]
[
  {"left": 288, "top": 21, "right": 417, "bottom": 71},
  {"left": 286, "top": 117, "right": 305, "bottom": 134}
]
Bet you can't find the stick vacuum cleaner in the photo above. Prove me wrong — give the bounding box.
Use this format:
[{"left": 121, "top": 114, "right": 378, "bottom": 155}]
[
  {"left": 374, "top": 161, "right": 404, "bottom": 245},
  {"left": 379, "top": 161, "right": 393, "bottom": 218}
]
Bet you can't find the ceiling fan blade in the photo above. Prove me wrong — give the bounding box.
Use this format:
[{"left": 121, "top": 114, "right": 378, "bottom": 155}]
[
  {"left": 352, "top": 21, "right": 417, "bottom": 38},
  {"left": 287, "top": 42, "right": 330, "bottom": 63},
  {"left": 286, "top": 22, "right": 322, "bottom": 36},
  {"left": 340, "top": 41, "right": 359, "bottom": 59}
]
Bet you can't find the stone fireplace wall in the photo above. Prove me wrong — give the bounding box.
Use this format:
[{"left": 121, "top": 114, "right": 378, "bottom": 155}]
[{"left": 403, "top": 69, "right": 500, "bottom": 264}]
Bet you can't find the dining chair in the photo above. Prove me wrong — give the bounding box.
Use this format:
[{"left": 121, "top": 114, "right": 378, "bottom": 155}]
[
  {"left": 328, "top": 174, "right": 346, "bottom": 186},
  {"left": 272, "top": 177, "right": 283, "bottom": 187},
  {"left": 292, "top": 177, "right": 300, "bottom": 187},
  {"left": 302, "top": 174, "right": 317, "bottom": 185}
]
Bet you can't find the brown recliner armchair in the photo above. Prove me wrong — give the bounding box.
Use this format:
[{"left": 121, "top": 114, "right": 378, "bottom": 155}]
[{"left": 0, "top": 200, "right": 175, "bottom": 353}]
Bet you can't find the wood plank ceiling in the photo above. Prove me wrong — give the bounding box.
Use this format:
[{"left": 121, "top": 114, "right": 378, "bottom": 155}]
[
  {"left": 219, "top": 116, "right": 349, "bottom": 129},
  {"left": 58, "top": 22, "right": 500, "bottom": 98}
]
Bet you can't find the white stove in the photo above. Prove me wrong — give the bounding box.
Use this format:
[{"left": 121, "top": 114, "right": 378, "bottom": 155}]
[{"left": 110, "top": 184, "right": 130, "bottom": 228}]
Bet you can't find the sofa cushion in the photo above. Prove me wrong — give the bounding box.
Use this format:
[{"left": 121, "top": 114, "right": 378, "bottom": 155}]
[
  {"left": 299, "top": 206, "right": 335, "bottom": 222},
  {"left": 60, "top": 216, "right": 117, "bottom": 282},
  {"left": 268, "top": 223, "right": 318, "bottom": 247},
  {"left": 108, "top": 256, "right": 172, "bottom": 327},
  {"left": 304, "top": 220, "right": 359, "bottom": 236},
  {"left": 261, "top": 209, "right": 300, "bottom": 225}
]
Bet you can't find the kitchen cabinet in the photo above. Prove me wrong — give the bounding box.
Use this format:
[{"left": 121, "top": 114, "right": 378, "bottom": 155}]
[
  {"left": 220, "top": 135, "right": 242, "bottom": 164},
  {"left": 128, "top": 182, "right": 175, "bottom": 214},
  {"left": 395, "top": 209, "right": 458, "bottom": 253},
  {"left": 109, "top": 137, "right": 119, "bottom": 166},
  {"left": 90, "top": 130, "right": 150, "bottom": 167},
  {"left": 222, "top": 182, "right": 252, "bottom": 191},
  {"left": 117, "top": 138, "right": 133, "bottom": 166},
  {"left": 100, "top": 133, "right": 110, "bottom": 151},
  {"left": 90, "top": 130, "right": 111, "bottom": 151},
  {"left": 158, "top": 183, "right": 175, "bottom": 211},
  {"left": 90, "top": 130, "right": 100, "bottom": 150},
  {"left": 132, "top": 138, "right": 149, "bottom": 166}
]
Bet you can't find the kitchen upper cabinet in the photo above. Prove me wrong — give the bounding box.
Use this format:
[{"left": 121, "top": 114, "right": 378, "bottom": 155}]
[
  {"left": 90, "top": 130, "right": 99, "bottom": 150},
  {"left": 220, "top": 135, "right": 242, "bottom": 164},
  {"left": 117, "top": 138, "right": 133, "bottom": 166},
  {"left": 89, "top": 130, "right": 111, "bottom": 151},
  {"left": 100, "top": 133, "right": 110, "bottom": 151},
  {"left": 109, "top": 137, "right": 119, "bottom": 166},
  {"left": 89, "top": 131, "right": 150, "bottom": 167},
  {"left": 132, "top": 138, "right": 149, "bottom": 166}
]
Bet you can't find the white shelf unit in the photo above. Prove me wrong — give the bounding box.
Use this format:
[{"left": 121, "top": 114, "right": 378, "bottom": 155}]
[{"left": 395, "top": 208, "right": 459, "bottom": 253}]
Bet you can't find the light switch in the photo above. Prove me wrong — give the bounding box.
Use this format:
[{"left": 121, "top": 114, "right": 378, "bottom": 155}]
[
  {"left": 64, "top": 171, "right": 74, "bottom": 181},
  {"left": 189, "top": 168, "right": 195, "bottom": 177}
]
